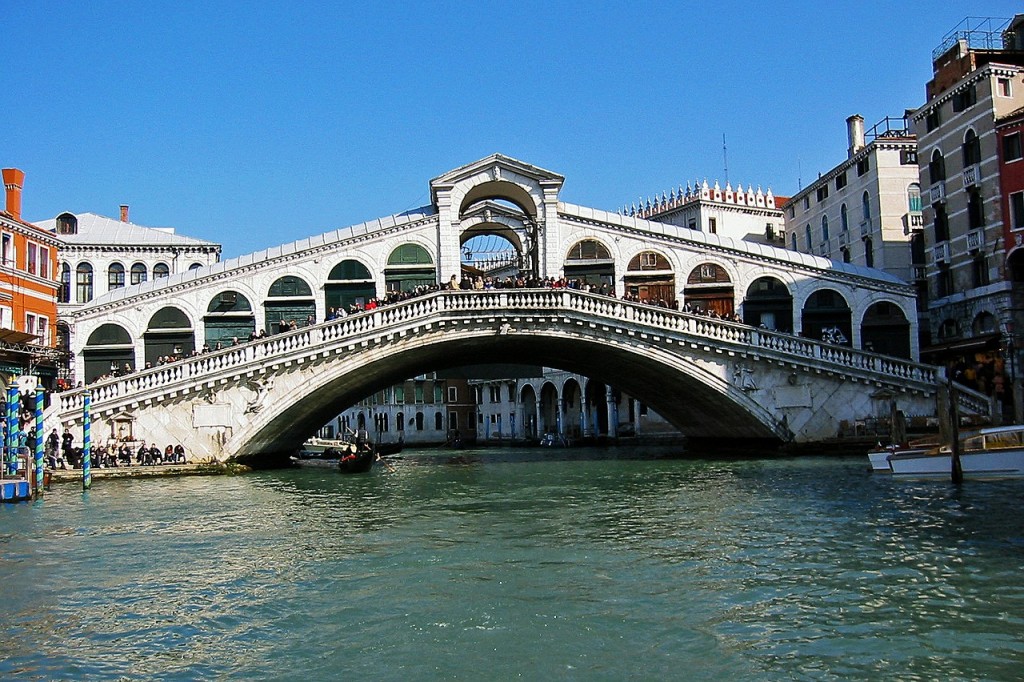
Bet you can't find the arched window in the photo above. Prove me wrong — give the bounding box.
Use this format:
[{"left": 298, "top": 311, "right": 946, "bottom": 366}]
[
  {"left": 435, "top": 412, "right": 443, "bottom": 430},
  {"left": 821, "top": 215, "right": 829, "bottom": 242},
  {"left": 189, "top": 263, "right": 203, "bottom": 270},
  {"left": 840, "top": 203, "right": 848, "bottom": 232},
  {"left": 804, "top": 225, "right": 812, "bottom": 250},
  {"left": 59, "top": 262, "right": 71, "bottom": 303},
  {"left": 415, "top": 412, "right": 424, "bottom": 431},
  {"left": 108, "top": 262, "right": 125, "bottom": 290},
  {"left": 963, "top": 129, "right": 981, "bottom": 167},
  {"left": 907, "top": 183, "right": 922, "bottom": 213},
  {"left": 929, "top": 150, "right": 946, "bottom": 184},
  {"left": 153, "top": 262, "right": 170, "bottom": 278},
  {"left": 76, "top": 263, "right": 94, "bottom": 303},
  {"left": 790, "top": 233, "right": 798, "bottom": 250},
  {"left": 861, "top": 192, "right": 871, "bottom": 226},
  {"left": 130, "top": 262, "right": 148, "bottom": 286},
  {"left": 864, "top": 237, "right": 874, "bottom": 268}
]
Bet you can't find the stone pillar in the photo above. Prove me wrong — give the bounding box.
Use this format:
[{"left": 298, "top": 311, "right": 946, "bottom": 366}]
[
  {"left": 606, "top": 386, "right": 618, "bottom": 438},
  {"left": 557, "top": 393, "right": 566, "bottom": 437},
  {"left": 434, "top": 185, "right": 460, "bottom": 284},
  {"left": 580, "top": 402, "right": 590, "bottom": 438},
  {"left": 540, "top": 180, "right": 561, "bottom": 279},
  {"left": 633, "top": 398, "right": 642, "bottom": 436}
]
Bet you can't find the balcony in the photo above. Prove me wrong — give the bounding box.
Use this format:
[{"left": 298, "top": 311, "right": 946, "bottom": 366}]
[
  {"left": 966, "top": 229, "right": 983, "bottom": 252},
  {"left": 962, "top": 164, "right": 980, "bottom": 189},
  {"left": 859, "top": 219, "right": 871, "bottom": 239},
  {"left": 933, "top": 241, "right": 952, "bottom": 264},
  {"left": 838, "top": 231, "right": 850, "bottom": 248},
  {"left": 929, "top": 181, "right": 947, "bottom": 204},
  {"left": 909, "top": 212, "right": 923, "bottom": 228}
]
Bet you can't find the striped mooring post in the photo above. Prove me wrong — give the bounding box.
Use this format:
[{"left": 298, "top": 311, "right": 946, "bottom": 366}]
[
  {"left": 82, "top": 392, "right": 92, "bottom": 491},
  {"left": 34, "top": 389, "right": 44, "bottom": 497},
  {"left": 6, "top": 387, "right": 18, "bottom": 477}
]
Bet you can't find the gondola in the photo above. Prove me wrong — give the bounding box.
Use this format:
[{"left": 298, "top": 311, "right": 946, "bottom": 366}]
[{"left": 337, "top": 445, "right": 377, "bottom": 474}]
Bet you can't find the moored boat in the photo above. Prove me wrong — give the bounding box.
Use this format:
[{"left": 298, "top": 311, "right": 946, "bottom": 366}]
[
  {"left": 886, "top": 425, "right": 1024, "bottom": 479},
  {"left": 867, "top": 437, "right": 939, "bottom": 472}
]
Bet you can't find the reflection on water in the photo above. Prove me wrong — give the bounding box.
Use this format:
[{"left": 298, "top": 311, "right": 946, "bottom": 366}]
[{"left": 1, "top": 448, "right": 1022, "bottom": 680}]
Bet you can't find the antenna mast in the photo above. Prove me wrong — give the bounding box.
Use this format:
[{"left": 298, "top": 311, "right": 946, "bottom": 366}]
[{"left": 722, "top": 133, "right": 729, "bottom": 184}]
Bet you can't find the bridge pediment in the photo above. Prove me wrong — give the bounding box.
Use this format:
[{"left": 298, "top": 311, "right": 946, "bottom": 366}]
[{"left": 430, "top": 154, "right": 564, "bottom": 214}]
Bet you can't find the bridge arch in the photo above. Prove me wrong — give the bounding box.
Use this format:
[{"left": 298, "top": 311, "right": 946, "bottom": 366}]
[
  {"left": 562, "top": 377, "right": 583, "bottom": 437},
  {"left": 860, "top": 300, "right": 911, "bottom": 358},
  {"left": 384, "top": 243, "right": 436, "bottom": 294},
  {"left": 454, "top": 179, "right": 542, "bottom": 221},
  {"left": 83, "top": 323, "right": 134, "bottom": 382},
  {"left": 326, "top": 258, "right": 376, "bottom": 312},
  {"left": 800, "top": 288, "right": 852, "bottom": 344},
  {"left": 225, "top": 313, "right": 790, "bottom": 458},
  {"left": 564, "top": 238, "right": 616, "bottom": 287},
  {"left": 520, "top": 384, "right": 538, "bottom": 439},
  {"left": 204, "top": 290, "right": 255, "bottom": 346},
  {"left": 144, "top": 306, "right": 195, "bottom": 366},
  {"left": 684, "top": 261, "right": 736, "bottom": 316},
  {"left": 742, "top": 275, "right": 794, "bottom": 332},
  {"left": 624, "top": 248, "right": 675, "bottom": 303},
  {"left": 265, "top": 275, "right": 316, "bottom": 333}
]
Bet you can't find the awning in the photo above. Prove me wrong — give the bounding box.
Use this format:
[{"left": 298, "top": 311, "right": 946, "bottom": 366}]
[
  {"left": 920, "top": 332, "right": 1002, "bottom": 357},
  {"left": 0, "top": 329, "right": 39, "bottom": 345}
]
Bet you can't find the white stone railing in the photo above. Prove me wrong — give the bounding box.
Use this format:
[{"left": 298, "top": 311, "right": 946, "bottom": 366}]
[{"left": 55, "top": 288, "right": 948, "bottom": 417}]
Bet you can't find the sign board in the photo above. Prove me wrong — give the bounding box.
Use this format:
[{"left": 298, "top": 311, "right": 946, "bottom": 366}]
[{"left": 15, "top": 375, "right": 37, "bottom": 395}]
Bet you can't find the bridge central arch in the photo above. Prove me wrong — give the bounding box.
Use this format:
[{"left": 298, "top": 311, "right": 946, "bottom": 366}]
[{"left": 232, "top": 317, "right": 788, "bottom": 458}]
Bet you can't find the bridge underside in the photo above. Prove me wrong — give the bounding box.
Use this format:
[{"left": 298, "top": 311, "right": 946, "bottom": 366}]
[{"left": 239, "top": 331, "right": 782, "bottom": 458}]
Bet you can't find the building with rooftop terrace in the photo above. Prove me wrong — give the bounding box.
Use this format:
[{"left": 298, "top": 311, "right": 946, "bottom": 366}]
[{"left": 33, "top": 208, "right": 221, "bottom": 381}]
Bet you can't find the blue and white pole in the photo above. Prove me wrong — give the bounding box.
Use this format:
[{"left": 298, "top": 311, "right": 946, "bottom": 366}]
[
  {"left": 6, "top": 387, "right": 18, "bottom": 477},
  {"left": 82, "top": 392, "right": 92, "bottom": 491},
  {"left": 34, "top": 389, "right": 44, "bottom": 496}
]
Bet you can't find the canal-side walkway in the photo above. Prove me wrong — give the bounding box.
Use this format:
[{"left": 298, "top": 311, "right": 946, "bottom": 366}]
[{"left": 47, "top": 462, "right": 242, "bottom": 484}]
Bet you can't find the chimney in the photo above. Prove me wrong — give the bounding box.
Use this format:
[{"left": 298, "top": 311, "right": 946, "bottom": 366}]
[
  {"left": 120, "top": 204, "right": 129, "bottom": 222},
  {"left": 2, "top": 168, "right": 25, "bottom": 221},
  {"left": 846, "top": 114, "right": 865, "bottom": 158}
]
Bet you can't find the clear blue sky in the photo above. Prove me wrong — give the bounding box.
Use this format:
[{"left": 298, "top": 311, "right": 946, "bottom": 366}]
[{"left": 5, "top": 1, "right": 1022, "bottom": 258}]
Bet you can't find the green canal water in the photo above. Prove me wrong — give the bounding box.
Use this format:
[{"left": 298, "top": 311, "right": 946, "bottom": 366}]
[{"left": 1, "top": 448, "right": 1023, "bottom": 680}]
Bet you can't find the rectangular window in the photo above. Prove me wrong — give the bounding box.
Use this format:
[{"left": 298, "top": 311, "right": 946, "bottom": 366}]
[
  {"left": 36, "top": 316, "right": 48, "bottom": 345},
  {"left": 998, "top": 78, "right": 1012, "bottom": 97},
  {"left": 708, "top": 217, "right": 717, "bottom": 234},
  {"left": 1011, "top": 191, "right": 1024, "bottom": 231},
  {"left": 38, "top": 247, "right": 49, "bottom": 279},
  {"left": 856, "top": 157, "right": 870, "bottom": 176},
  {"left": 26, "top": 244, "right": 37, "bottom": 276},
  {"left": 900, "top": 149, "right": 918, "bottom": 165},
  {"left": 489, "top": 414, "right": 498, "bottom": 425},
  {"left": 1004, "top": 133, "right": 1022, "bottom": 162},
  {"left": 448, "top": 412, "right": 458, "bottom": 430},
  {"left": 26, "top": 312, "right": 35, "bottom": 337},
  {"left": 687, "top": 218, "right": 697, "bottom": 230},
  {"left": 0, "top": 306, "right": 10, "bottom": 330},
  {"left": 816, "top": 185, "right": 829, "bottom": 202},
  {"left": 835, "top": 172, "right": 847, "bottom": 190},
  {"left": 507, "top": 384, "right": 515, "bottom": 402},
  {"left": 414, "top": 383, "right": 424, "bottom": 404},
  {"left": 972, "top": 255, "right": 990, "bottom": 288},
  {"left": 433, "top": 384, "right": 443, "bottom": 403},
  {"left": 952, "top": 85, "right": 977, "bottom": 112},
  {"left": 926, "top": 109, "right": 940, "bottom": 132},
  {"left": 447, "top": 386, "right": 457, "bottom": 402},
  {"left": 802, "top": 196, "right": 810, "bottom": 210},
  {"left": 640, "top": 252, "right": 658, "bottom": 268},
  {"left": 1, "top": 234, "right": 12, "bottom": 267},
  {"left": 394, "top": 385, "right": 405, "bottom": 403},
  {"left": 489, "top": 386, "right": 499, "bottom": 403}
]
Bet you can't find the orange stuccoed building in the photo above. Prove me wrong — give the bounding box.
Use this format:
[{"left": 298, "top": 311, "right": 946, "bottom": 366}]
[{"left": 0, "top": 168, "right": 63, "bottom": 393}]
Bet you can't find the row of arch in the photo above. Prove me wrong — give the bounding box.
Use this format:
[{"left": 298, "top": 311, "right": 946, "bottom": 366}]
[
  {"left": 60, "top": 261, "right": 205, "bottom": 304},
  {"left": 78, "top": 273, "right": 912, "bottom": 383},
  {"left": 927, "top": 128, "right": 982, "bottom": 186}
]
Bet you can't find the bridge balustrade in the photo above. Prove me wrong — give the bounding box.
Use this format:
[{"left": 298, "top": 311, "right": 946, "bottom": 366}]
[{"left": 57, "top": 288, "right": 949, "bottom": 419}]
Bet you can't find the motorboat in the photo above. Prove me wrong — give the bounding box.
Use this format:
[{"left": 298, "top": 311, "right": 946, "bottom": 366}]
[
  {"left": 300, "top": 436, "right": 356, "bottom": 458},
  {"left": 867, "top": 437, "right": 939, "bottom": 472},
  {"left": 885, "top": 425, "right": 1024, "bottom": 479}
]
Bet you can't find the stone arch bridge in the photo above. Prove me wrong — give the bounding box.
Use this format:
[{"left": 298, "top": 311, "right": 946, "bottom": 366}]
[{"left": 50, "top": 289, "right": 987, "bottom": 462}]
